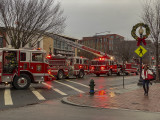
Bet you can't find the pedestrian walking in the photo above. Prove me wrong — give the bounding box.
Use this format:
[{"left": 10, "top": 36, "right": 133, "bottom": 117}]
[{"left": 141, "top": 65, "right": 153, "bottom": 96}]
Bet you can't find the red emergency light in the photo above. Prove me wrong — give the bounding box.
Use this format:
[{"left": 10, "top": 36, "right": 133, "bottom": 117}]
[
  {"left": 48, "top": 70, "right": 51, "bottom": 74},
  {"left": 101, "top": 66, "right": 105, "bottom": 70},
  {"left": 37, "top": 48, "right": 41, "bottom": 50},
  {"left": 91, "top": 66, "right": 94, "bottom": 70},
  {"left": 79, "top": 65, "right": 83, "bottom": 68},
  {"left": 99, "top": 57, "right": 105, "bottom": 61},
  {"left": 46, "top": 55, "right": 51, "bottom": 59}
]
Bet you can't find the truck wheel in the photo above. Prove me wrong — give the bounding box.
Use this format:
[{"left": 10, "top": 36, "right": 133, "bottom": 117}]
[
  {"left": 78, "top": 70, "right": 84, "bottom": 78},
  {"left": 125, "top": 72, "right": 129, "bottom": 75},
  {"left": 117, "top": 72, "right": 120, "bottom": 76},
  {"left": 13, "top": 74, "right": 31, "bottom": 90},
  {"left": 96, "top": 74, "right": 100, "bottom": 77},
  {"left": 108, "top": 70, "right": 112, "bottom": 76},
  {"left": 136, "top": 72, "right": 138, "bottom": 75},
  {"left": 57, "top": 70, "right": 64, "bottom": 80}
]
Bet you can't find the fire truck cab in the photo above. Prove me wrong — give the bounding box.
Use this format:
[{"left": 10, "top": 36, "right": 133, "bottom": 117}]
[
  {"left": 48, "top": 56, "right": 89, "bottom": 79},
  {"left": 123, "top": 63, "right": 139, "bottom": 75},
  {"left": 90, "top": 56, "right": 120, "bottom": 76},
  {"left": 0, "top": 48, "right": 52, "bottom": 89}
]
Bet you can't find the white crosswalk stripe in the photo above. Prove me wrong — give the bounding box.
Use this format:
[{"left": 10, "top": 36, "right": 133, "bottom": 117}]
[
  {"left": 55, "top": 80, "right": 85, "bottom": 93},
  {"left": 53, "top": 88, "right": 67, "bottom": 95},
  {"left": 4, "top": 85, "right": 13, "bottom": 105},
  {"left": 30, "top": 87, "right": 46, "bottom": 100},
  {"left": 66, "top": 80, "right": 90, "bottom": 88},
  {"left": 66, "top": 79, "right": 98, "bottom": 90},
  {"left": 42, "top": 82, "right": 67, "bottom": 95}
]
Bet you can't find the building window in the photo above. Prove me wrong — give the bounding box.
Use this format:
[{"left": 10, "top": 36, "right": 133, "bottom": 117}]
[
  {"left": 110, "top": 36, "right": 114, "bottom": 39},
  {"left": 54, "top": 40, "right": 57, "bottom": 48},
  {"left": 65, "top": 43, "right": 68, "bottom": 50},
  {"left": 0, "top": 37, "right": 3, "bottom": 48},
  {"left": 62, "top": 42, "right": 65, "bottom": 50},
  {"left": 57, "top": 40, "right": 61, "bottom": 49}
]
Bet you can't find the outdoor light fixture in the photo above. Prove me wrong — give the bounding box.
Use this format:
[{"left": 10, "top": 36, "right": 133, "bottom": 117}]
[{"left": 139, "top": 26, "right": 144, "bottom": 35}]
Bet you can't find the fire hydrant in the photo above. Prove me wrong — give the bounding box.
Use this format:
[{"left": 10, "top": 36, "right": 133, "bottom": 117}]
[{"left": 89, "top": 79, "right": 95, "bottom": 95}]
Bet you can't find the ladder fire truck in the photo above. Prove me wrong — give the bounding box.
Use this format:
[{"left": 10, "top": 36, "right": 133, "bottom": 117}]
[
  {"left": 0, "top": 48, "right": 54, "bottom": 89},
  {"left": 48, "top": 34, "right": 115, "bottom": 78},
  {"left": 48, "top": 34, "right": 138, "bottom": 78}
]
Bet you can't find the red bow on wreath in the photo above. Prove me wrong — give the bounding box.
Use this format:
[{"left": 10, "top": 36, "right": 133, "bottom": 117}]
[{"left": 137, "top": 37, "right": 146, "bottom": 46}]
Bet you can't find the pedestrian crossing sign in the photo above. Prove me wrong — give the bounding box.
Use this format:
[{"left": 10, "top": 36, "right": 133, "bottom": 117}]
[{"left": 135, "top": 45, "right": 147, "bottom": 57}]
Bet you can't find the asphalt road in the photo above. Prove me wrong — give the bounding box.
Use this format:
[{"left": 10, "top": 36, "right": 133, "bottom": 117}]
[
  {"left": 0, "top": 74, "right": 139, "bottom": 110},
  {"left": 0, "top": 99, "right": 160, "bottom": 120}
]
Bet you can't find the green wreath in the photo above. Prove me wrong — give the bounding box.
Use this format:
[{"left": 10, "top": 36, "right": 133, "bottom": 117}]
[{"left": 131, "top": 23, "right": 150, "bottom": 40}]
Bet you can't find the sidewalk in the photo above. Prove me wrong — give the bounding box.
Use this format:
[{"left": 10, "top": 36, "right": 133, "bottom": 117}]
[{"left": 62, "top": 83, "right": 160, "bottom": 112}]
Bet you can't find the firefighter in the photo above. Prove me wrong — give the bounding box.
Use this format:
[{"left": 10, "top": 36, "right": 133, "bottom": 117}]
[{"left": 5, "top": 52, "right": 17, "bottom": 73}]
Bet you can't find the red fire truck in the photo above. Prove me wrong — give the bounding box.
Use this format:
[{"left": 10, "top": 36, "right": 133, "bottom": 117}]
[
  {"left": 47, "top": 55, "right": 89, "bottom": 79},
  {"left": 90, "top": 56, "right": 122, "bottom": 76},
  {"left": 123, "top": 63, "right": 139, "bottom": 75},
  {"left": 0, "top": 48, "right": 54, "bottom": 89}
]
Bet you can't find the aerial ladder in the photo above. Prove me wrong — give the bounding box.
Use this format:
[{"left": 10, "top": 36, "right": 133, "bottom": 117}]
[{"left": 50, "top": 34, "right": 113, "bottom": 58}]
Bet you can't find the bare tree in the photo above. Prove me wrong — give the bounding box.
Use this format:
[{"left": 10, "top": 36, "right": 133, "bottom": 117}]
[
  {"left": 142, "top": 0, "right": 160, "bottom": 81},
  {"left": 114, "top": 40, "right": 135, "bottom": 62},
  {"left": 0, "top": 0, "right": 66, "bottom": 49}
]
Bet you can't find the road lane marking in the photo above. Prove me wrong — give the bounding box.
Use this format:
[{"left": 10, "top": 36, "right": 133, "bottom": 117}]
[
  {"left": 55, "top": 80, "right": 85, "bottom": 93},
  {"left": 66, "top": 80, "right": 98, "bottom": 90},
  {"left": 42, "top": 82, "right": 67, "bottom": 95},
  {"left": 66, "top": 80, "right": 89, "bottom": 88},
  {"left": 42, "top": 82, "right": 53, "bottom": 89},
  {"left": 53, "top": 88, "right": 67, "bottom": 95},
  {"left": 4, "top": 85, "right": 13, "bottom": 105},
  {"left": 30, "top": 87, "right": 45, "bottom": 100}
]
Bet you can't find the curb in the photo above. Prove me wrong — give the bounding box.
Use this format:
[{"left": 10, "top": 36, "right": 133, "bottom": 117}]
[
  {"left": 61, "top": 96, "right": 160, "bottom": 114},
  {"left": 61, "top": 97, "right": 119, "bottom": 109}
]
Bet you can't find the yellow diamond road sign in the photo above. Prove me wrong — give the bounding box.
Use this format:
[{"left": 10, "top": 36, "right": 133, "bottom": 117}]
[{"left": 135, "top": 45, "right": 147, "bottom": 57}]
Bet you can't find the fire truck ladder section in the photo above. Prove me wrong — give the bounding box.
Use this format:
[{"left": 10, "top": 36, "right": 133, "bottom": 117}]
[{"left": 51, "top": 34, "right": 112, "bottom": 58}]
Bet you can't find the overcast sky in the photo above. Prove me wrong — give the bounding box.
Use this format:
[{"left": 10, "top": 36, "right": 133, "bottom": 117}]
[{"left": 58, "top": 0, "right": 144, "bottom": 40}]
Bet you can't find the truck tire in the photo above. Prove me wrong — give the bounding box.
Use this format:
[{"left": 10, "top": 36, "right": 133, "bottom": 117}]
[
  {"left": 57, "top": 70, "right": 64, "bottom": 80},
  {"left": 117, "top": 72, "right": 120, "bottom": 76},
  {"left": 125, "top": 72, "right": 129, "bottom": 75},
  {"left": 96, "top": 74, "right": 100, "bottom": 77},
  {"left": 13, "top": 74, "right": 31, "bottom": 90},
  {"left": 78, "top": 70, "right": 84, "bottom": 78},
  {"left": 108, "top": 70, "right": 112, "bottom": 76}
]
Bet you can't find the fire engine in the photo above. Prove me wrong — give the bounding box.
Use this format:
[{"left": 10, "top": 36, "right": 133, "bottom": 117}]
[
  {"left": 50, "top": 34, "right": 140, "bottom": 77},
  {"left": 0, "top": 48, "right": 53, "bottom": 89},
  {"left": 90, "top": 56, "right": 122, "bottom": 76},
  {"left": 49, "top": 34, "right": 115, "bottom": 77},
  {"left": 47, "top": 55, "right": 89, "bottom": 79},
  {"left": 123, "top": 63, "right": 139, "bottom": 75}
]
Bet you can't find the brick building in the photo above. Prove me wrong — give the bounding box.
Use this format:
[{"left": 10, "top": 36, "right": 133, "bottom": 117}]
[
  {"left": 78, "top": 34, "right": 124, "bottom": 60},
  {"left": 79, "top": 34, "right": 124, "bottom": 55}
]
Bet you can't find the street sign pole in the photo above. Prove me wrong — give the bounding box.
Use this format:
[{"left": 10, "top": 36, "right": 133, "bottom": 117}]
[
  {"left": 134, "top": 45, "right": 147, "bottom": 85},
  {"left": 138, "top": 35, "right": 143, "bottom": 85},
  {"left": 131, "top": 23, "right": 150, "bottom": 86}
]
